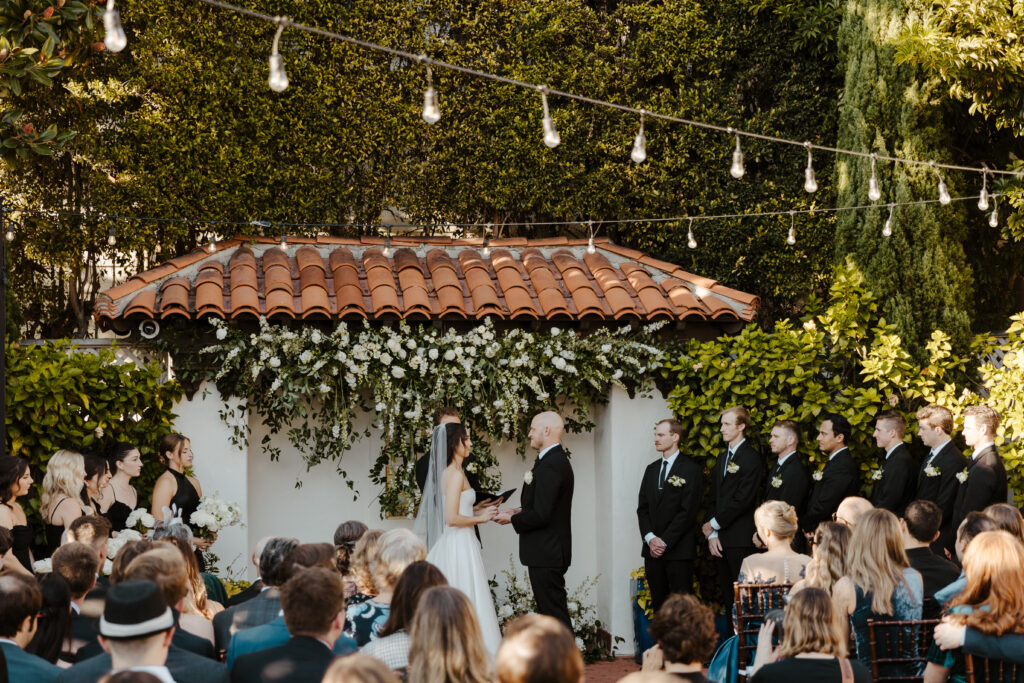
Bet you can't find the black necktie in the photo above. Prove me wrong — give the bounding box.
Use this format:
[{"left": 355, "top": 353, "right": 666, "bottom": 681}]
[
  {"left": 659, "top": 459, "right": 668, "bottom": 490},
  {"left": 722, "top": 449, "right": 733, "bottom": 476}
]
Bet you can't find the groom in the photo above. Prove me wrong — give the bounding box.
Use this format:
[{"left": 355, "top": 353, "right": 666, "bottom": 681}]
[{"left": 496, "top": 411, "right": 574, "bottom": 630}]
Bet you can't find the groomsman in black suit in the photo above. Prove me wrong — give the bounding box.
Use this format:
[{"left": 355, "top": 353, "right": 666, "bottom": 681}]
[
  {"left": 915, "top": 405, "right": 967, "bottom": 553},
  {"left": 951, "top": 405, "right": 1008, "bottom": 532},
  {"left": 701, "top": 407, "right": 764, "bottom": 611},
  {"left": 870, "top": 412, "right": 917, "bottom": 515},
  {"left": 801, "top": 413, "right": 860, "bottom": 540},
  {"left": 637, "top": 419, "right": 704, "bottom": 610},
  {"left": 763, "top": 420, "right": 810, "bottom": 514}
]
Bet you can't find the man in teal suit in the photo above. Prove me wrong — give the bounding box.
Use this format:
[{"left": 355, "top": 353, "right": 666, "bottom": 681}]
[{"left": 0, "top": 573, "right": 61, "bottom": 682}]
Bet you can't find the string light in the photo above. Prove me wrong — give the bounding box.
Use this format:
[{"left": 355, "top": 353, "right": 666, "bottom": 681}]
[
  {"left": 931, "top": 162, "right": 952, "bottom": 205},
  {"left": 382, "top": 234, "right": 392, "bottom": 257},
  {"left": 279, "top": 235, "right": 287, "bottom": 249},
  {"left": 729, "top": 129, "right": 744, "bottom": 179},
  {"left": 420, "top": 59, "right": 440, "bottom": 125},
  {"left": 631, "top": 111, "right": 647, "bottom": 163},
  {"left": 539, "top": 87, "right": 560, "bottom": 148},
  {"left": 107, "top": 227, "right": 117, "bottom": 246},
  {"left": 786, "top": 212, "right": 796, "bottom": 245},
  {"left": 207, "top": 233, "right": 217, "bottom": 252},
  {"left": 103, "top": 0, "right": 127, "bottom": 53},
  {"left": 268, "top": 17, "right": 290, "bottom": 92},
  {"left": 868, "top": 153, "right": 881, "bottom": 202},
  {"left": 586, "top": 221, "right": 596, "bottom": 254},
  {"left": 482, "top": 224, "right": 491, "bottom": 256},
  {"left": 978, "top": 171, "right": 989, "bottom": 211},
  {"left": 687, "top": 218, "right": 697, "bottom": 249},
  {"left": 803, "top": 142, "right": 817, "bottom": 193},
  {"left": 989, "top": 197, "right": 998, "bottom": 228},
  {"left": 883, "top": 205, "right": 894, "bottom": 237},
  {"left": 4, "top": 225, "right": 13, "bottom": 241}
]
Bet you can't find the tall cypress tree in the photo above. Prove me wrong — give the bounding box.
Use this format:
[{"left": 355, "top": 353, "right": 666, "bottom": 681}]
[{"left": 834, "top": 0, "right": 974, "bottom": 356}]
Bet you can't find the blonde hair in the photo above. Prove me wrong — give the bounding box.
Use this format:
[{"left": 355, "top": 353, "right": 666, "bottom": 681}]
[
  {"left": 407, "top": 587, "right": 491, "bottom": 683},
  {"left": 846, "top": 509, "right": 910, "bottom": 614},
  {"left": 754, "top": 501, "right": 799, "bottom": 541},
  {"left": 323, "top": 654, "right": 400, "bottom": 683},
  {"left": 802, "top": 522, "right": 850, "bottom": 594},
  {"left": 41, "top": 450, "right": 85, "bottom": 518},
  {"left": 949, "top": 531, "right": 1024, "bottom": 635},
  {"left": 375, "top": 528, "right": 427, "bottom": 590},
  {"left": 776, "top": 587, "right": 846, "bottom": 658},
  {"left": 983, "top": 503, "right": 1024, "bottom": 542},
  {"left": 351, "top": 529, "right": 384, "bottom": 595}
]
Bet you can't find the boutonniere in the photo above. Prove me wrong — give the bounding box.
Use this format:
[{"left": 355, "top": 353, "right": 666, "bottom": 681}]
[
  {"left": 925, "top": 465, "right": 940, "bottom": 477},
  {"left": 726, "top": 462, "right": 740, "bottom": 475},
  {"left": 956, "top": 469, "right": 969, "bottom": 484},
  {"left": 524, "top": 470, "right": 534, "bottom": 485},
  {"left": 465, "top": 462, "right": 478, "bottom": 474},
  {"left": 871, "top": 469, "right": 883, "bottom": 481},
  {"left": 771, "top": 476, "right": 783, "bottom": 488},
  {"left": 667, "top": 476, "right": 686, "bottom": 488},
  {"left": 812, "top": 470, "right": 823, "bottom": 481}
]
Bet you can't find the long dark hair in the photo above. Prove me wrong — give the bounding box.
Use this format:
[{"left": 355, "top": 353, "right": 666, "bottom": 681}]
[
  {"left": 379, "top": 561, "right": 447, "bottom": 637},
  {"left": 104, "top": 441, "right": 138, "bottom": 474},
  {"left": 157, "top": 433, "right": 188, "bottom": 466},
  {"left": 25, "top": 573, "right": 72, "bottom": 664},
  {"left": 0, "top": 457, "right": 29, "bottom": 504},
  {"left": 81, "top": 452, "right": 108, "bottom": 505},
  {"left": 445, "top": 423, "right": 468, "bottom": 466}
]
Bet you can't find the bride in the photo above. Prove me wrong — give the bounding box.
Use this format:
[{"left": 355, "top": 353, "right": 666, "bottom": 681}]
[{"left": 415, "top": 422, "right": 503, "bottom": 656}]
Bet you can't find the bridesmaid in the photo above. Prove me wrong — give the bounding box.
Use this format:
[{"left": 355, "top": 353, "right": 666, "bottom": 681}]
[
  {"left": 0, "top": 456, "right": 35, "bottom": 574},
  {"left": 151, "top": 433, "right": 212, "bottom": 550},
  {"left": 40, "top": 450, "right": 87, "bottom": 557},
  {"left": 98, "top": 442, "right": 142, "bottom": 533},
  {"left": 81, "top": 452, "right": 111, "bottom": 515}
]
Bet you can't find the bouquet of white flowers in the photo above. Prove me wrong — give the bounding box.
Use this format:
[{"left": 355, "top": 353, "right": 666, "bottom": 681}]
[
  {"left": 106, "top": 528, "right": 144, "bottom": 560},
  {"left": 32, "top": 558, "right": 52, "bottom": 574},
  {"left": 124, "top": 507, "right": 157, "bottom": 535},
  {"left": 189, "top": 493, "right": 243, "bottom": 540}
]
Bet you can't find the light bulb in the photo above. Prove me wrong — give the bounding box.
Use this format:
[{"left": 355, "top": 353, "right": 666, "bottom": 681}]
[
  {"left": 4, "top": 228, "right": 13, "bottom": 241},
  {"left": 422, "top": 85, "right": 440, "bottom": 124},
  {"left": 268, "top": 19, "right": 289, "bottom": 92},
  {"left": 104, "top": 0, "right": 127, "bottom": 53},
  {"left": 883, "top": 205, "right": 894, "bottom": 237},
  {"left": 978, "top": 172, "right": 989, "bottom": 211},
  {"left": 803, "top": 144, "right": 817, "bottom": 193},
  {"left": 107, "top": 228, "right": 116, "bottom": 246},
  {"left": 687, "top": 222, "right": 697, "bottom": 250},
  {"left": 868, "top": 154, "right": 881, "bottom": 201},
  {"left": 931, "top": 162, "right": 951, "bottom": 205},
  {"left": 539, "top": 88, "right": 560, "bottom": 148},
  {"left": 786, "top": 212, "right": 796, "bottom": 245},
  {"left": 208, "top": 236, "right": 217, "bottom": 253},
  {"left": 382, "top": 237, "right": 391, "bottom": 257},
  {"left": 279, "top": 235, "right": 287, "bottom": 249},
  {"left": 631, "top": 112, "right": 646, "bottom": 163},
  {"left": 730, "top": 133, "right": 744, "bottom": 179},
  {"left": 989, "top": 202, "right": 998, "bottom": 228},
  {"left": 587, "top": 236, "right": 596, "bottom": 254},
  {"left": 482, "top": 236, "right": 491, "bottom": 257}
]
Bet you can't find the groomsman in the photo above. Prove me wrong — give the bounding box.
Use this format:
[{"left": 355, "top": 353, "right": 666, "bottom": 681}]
[
  {"left": 870, "top": 412, "right": 917, "bottom": 515},
  {"left": 763, "top": 420, "right": 810, "bottom": 515},
  {"left": 915, "top": 405, "right": 967, "bottom": 552},
  {"left": 701, "top": 407, "right": 764, "bottom": 612},
  {"left": 801, "top": 413, "right": 859, "bottom": 539},
  {"left": 637, "top": 419, "right": 704, "bottom": 611},
  {"left": 951, "top": 405, "right": 1008, "bottom": 532}
]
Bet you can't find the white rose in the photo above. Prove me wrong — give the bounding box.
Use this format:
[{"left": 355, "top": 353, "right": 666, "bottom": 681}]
[
  {"left": 406, "top": 339, "right": 417, "bottom": 350},
  {"left": 498, "top": 605, "right": 513, "bottom": 619},
  {"left": 575, "top": 637, "right": 584, "bottom": 650},
  {"left": 375, "top": 402, "right": 386, "bottom": 412},
  {"left": 380, "top": 353, "right": 393, "bottom": 365},
  {"left": 428, "top": 348, "right": 439, "bottom": 360},
  {"left": 444, "top": 350, "right": 456, "bottom": 361},
  {"left": 336, "top": 351, "right": 347, "bottom": 362},
  {"left": 391, "top": 367, "right": 406, "bottom": 379},
  {"left": 319, "top": 383, "right": 331, "bottom": 393},
  {"left": 551, "top": 327, "right": 561, "bottom": 335},
  {"left": 269, "top": 356, "right": 281, "bottom": 368},
  {"left": 102, "top": 559, "right": 113, "bottom": 575},
  {"left": 300, "top": 350, "right": 313, "bottom": 363},
  {"left": 33, "top": 559, "right": 53, "bottom": 574},
  {"left": 311, "top": 330, "right": 322, "bottom": 344},
  {"left": 140, "top": 513, "right": 155, "bottom": 528},
  {"left": 216, "top": 327, "right": 228, "bottom": 340}
]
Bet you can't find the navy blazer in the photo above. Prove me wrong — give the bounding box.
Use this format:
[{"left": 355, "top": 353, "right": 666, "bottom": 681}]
[
  {"left": 637, "top": 454, "right": 704, "bottom": 560},
  {"left": 511, "top": 445, "right": 574, "bottom": 568},
  {"left": 0, "top": 642, "right": 60, "bottom": 683},
  {"left": 230, "top": 635, "right": 336, "bottom": 683},
  {"left": 227, "top": 615, "right": 357, "bottom": 669},
  {"left": 214, "top": 588, "right": 282, "bottom": 653}
]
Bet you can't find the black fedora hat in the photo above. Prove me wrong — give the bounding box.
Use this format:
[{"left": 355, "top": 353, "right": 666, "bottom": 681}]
[{"left": 99, "top": 579, "right": 174, "bottom": 639}]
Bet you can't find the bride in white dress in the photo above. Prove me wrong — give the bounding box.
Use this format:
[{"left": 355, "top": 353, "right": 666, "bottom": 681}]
[{"left": 415, "top": 422, "right": 503, "bottom": 657}]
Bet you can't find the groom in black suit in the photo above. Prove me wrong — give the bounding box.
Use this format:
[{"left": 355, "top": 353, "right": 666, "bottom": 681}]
[
  {"left": 637, "top": 418, "right": 704, "bottom": 610},
  {"left": 497, "top": 411, "right": 574, "bottom": 630}
]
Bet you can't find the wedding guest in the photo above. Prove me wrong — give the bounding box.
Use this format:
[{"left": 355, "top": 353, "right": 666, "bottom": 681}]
[
  {"left": 923, "top": 531, "right": 1024, "bottom": 682},
  {"left": 156, "top": 537, "right": 219, "bottom": 644},
  {"left": 98, "top": 443, "right": 143, "bottom": 534},
  {"left": 915, "top": 405, "right": 967, "bottom": 553},
  {"left": 833, "top": 509, "right": 923, "bottom": 667},
  {"left": 25, "top": 574, "right": 73, "bottom": 667},
  {"left": 870, "top": 412, "right": 917, "bottom": 515},
  {"left": 701, "top": 407, "right": 764, "bottom": 614},
  {"left": 982, "top": 502, "right": 1024, "bottom": 541},
  {"left": 81, "top": 454, "right": 111, "bottom": 516},
  {"left": 406, "top": 587, "right": 490, "bottom": 683},
  {"left": 109, "top": 540, "right": 154, "bottom": 585},
  {"left": 67, "top": 515, "right": 112, "bottom": 595},
  {"left": 801, "top": 414, "right": 859, "bottom": 539},
  {"left": 0, "top": 455, "right": 35, "bottom": 574},
  {"left": 834, "top": 497, "right": 873, "bottom": 529},
  {"left": 750, "top": 587, "right": 870, "bottom": 683},
  {"left": 0, "top": 526, "right": 12, "bottom": 575},
  {"left": 763, "top": 420, "right": 810, "bottom": 518},
  {"left": 498, "top": 614, "right": 584, "bottom": 683},
  {"left": 151, "top": 523, "right": 227, "bottom": 606},
  {"left": 0, "top": 573, "right": 61, "bottom": 682},
  {"left": 41, "top": 450, "right": 88, "bottom": 557},
  {"left": 933, "top": 512, "right": 997, "bottom": 606},
  {"left": 225, "top": 537, "right": 271, "bottom": 608},
  {"left": 334, "top": 520, "right": 368, "bottom": 596},
  {"left": 151, "top": 435, "right": 212, "bottom": 552},
  {"left": 637, "top": 418, "right": 704, "bottom": 609},
  {"left": 95, "top": 580, "right": 176, "bottom": 682},
  {"left": 738, "top": 501, "right": 811, "bottom": 585},
  {"left": 345, "top": 529, "right": 426, "bottom": 646},
  {"left": 899, "top": 500, "right": 960, "bottom": 618},
  {"left": 323, "top": 654, "right": 399, "bottom": 683},
  {"left": 348, "top": 529, "right": 384, "bottom": 606},
  {"left": 790, "top": 522, "right": 850, "bottom": 597},
  {"left": 641, "top": 595, "right": 715, "bottom": 682},
  {"left": 230, "top": 567, "right": 348, "bottom": 683},
  {"left": 951, "top": 405, "right": 1008, "bottom": 535},
  {"left": 361, "top": 561, "right": 447, "bottom": 671},
  {"left": 52, "top": 542, "right": 101, "bottom": 661}
]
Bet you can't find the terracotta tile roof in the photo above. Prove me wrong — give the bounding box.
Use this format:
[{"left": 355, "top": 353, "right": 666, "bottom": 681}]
[{"left": 93, "top": 236, "right": 759, "bottom": 328}]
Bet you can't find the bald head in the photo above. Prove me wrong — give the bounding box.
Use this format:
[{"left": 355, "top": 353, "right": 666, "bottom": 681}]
[
  {"left": 836, "top": 497, "right": 873, "bottom": 529},
  {"left": 529, "top": 411, "right": 564, "bottom": 451}
]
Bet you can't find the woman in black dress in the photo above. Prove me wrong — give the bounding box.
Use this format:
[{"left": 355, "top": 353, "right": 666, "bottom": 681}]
[
  {"left": 81, "top": 452, "right": 111, "bottom": 515},
  {"left": 98, "top": 442, "right": 142, "bottom": 533},
  {"left": 151, "top": 433, "right": 213, "bottom": 551},
  {"left": 0, "top": 456, "right": 36, "bottom": 574},
  {"left": 40, "top": 449, "right": 87, "bottom": 558}
]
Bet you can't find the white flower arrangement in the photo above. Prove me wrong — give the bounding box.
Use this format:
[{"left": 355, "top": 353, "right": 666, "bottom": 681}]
[
  {"left": 124, "top": 507, "right": 156, "bottom": 534},
  {"left": 925, "top": 465, "right": 941, "bottom": 477},
  {"left": 726, "top": 462, "right": 740, "bottom": 474},
  {"left": 524, "top": 470, "right": 534, "bottom": 485},
  {"left": 465, "top": 462, "right": 479, "bottom": 474},
  {"left": 189, "top": 493, "right": 243, "bottom": 540},
  {"left": 32, "top": 558, "right": 52, "bottom": 574},
  {"left": 107, "top": 529, "right": 144, "bottom": 559},
  {"left": 667, "top": 475, "right": 686, "bottom": 487},
  {"left": 956, "top": 469, "right": 969, "bottom": 484},
  {"left": 871, "top": 469, "right": 883, "bottom": 481},
  {"left": 771, "top": 476, "right": 783, "bottom": 488},
  {"left": 812, "top": 470, "right": 824, "bottom": 481}
]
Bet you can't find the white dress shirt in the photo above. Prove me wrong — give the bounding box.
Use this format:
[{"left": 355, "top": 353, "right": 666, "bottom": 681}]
[{"left": 644, "top": 451, "right": 681, "bottom": 544}]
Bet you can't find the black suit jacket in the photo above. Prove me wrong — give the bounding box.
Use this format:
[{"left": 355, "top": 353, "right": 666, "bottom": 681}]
[
  {"left": 905, "top": 546, "right": 960, "bottom": 618},
  {"left": 915, "top": 440, "right": 966, "bottom": 529},
  {"left": 802, "top": 449, "right": 860, "bottom": 534},
  {"left": 57, "top": 644, "right": 229, "bottom": 683},
  {"left": 872, "top": 444, "right": 918, "bottom": 514},
  {"left": 226, "top": 579, "right": 265, "bottom": 607},
  {"left": 230, "top": 635, "right": 335, "bottom": 683},
  {"left": 75, "top": 610, "right": 216, "bottom": 662},
  {"left": 708, "top": 441, "right": 764, "bottom": 547},
  {"left": 511, "top": 445, "right": 574, "bottom": 568},
  {"left": 764, "top": 453, "right": 811, "bottom": 515},
  {"left": 214, "top": 589, "right": 282, "bottom": 653},
  {"left": 952, "top": 445, "right": 1008, "bottom": 529},
  {"left": 637, "top": 454, "right": 704, "bottom": 561}
]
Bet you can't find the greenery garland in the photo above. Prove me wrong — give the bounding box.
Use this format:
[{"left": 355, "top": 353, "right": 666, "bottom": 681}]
[{"left": 200, "top": 318, "right": 668, "bottom": 516}]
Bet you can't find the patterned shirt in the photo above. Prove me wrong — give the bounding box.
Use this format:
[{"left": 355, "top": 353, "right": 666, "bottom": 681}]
[
  {"left": 361, "top": 630, "right": 410, "bottom": 670},
  {"left": 345, "top": 600, "right": 390, "bottom": 646}
]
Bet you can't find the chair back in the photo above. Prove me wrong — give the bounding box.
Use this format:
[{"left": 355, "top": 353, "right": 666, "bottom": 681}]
[
  {"left": 965, "top": 653, "right": 1024, "bottom": 683},
  {"left": 866, "top": 618, "right": 937, "bottom": 682},
  {"left": 734, "top": 582, "right": 792, "bottom": 677}
]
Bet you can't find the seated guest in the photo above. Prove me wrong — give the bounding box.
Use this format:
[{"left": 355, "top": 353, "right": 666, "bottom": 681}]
[
  {"left": 334, "top": 520, "right": 368, "bottom": 598},
  {"left": 95, "top": 580, "right": 175, "bottom": 681},
  {"left": 26, "top": 574, "right": 74, "bottom": 667},
  {"left": 834, "top": 497, "right": 873, "bottom": 529},
  {"left": 67, "top": 516, "right": 112, "bottom": 583},
  {"left": 833, "top": 509, "right": 923, "bottom": 668},
  {"left": 750, "top": 587, "right": 870, "bottom": 683},
  {"left": 323, "top": 653, "right": 399, "bottom": 683},
  {"left": 407, "top": 587, "right": 490, "bottom": 683},
  {"left": 0, "top": 573, "right": 61, "bottom": 682},
  {"left": 230, "top": 567, "right": 349, "bottom": 683},
  {"left": 347, "top": 529, "right": 384, "bottom": 606},
  {"left": 738, "top": 501, "right": 811, "bottom": 585},
  {"left": 213, "top": 536, "right": 298, "bottom": 653},
  {"left": 641, "top": 594, "right": 715, "bottom": 682},
  {"left": 225, "top": 537, "right": 272, "bottom": 607},
  {"left": 900, "top": 500, "right": 960, "bottom": 618},
  {"left": 361, "top": 561, "right": 447, "bottom": 671},
  {"left": 226, "top": 543, "right": 356, "bottom": 668},
  {"left": 108, "top": 540, "right": 153, "bottom": 585},
  {"left": 923, "top": 531, "right": 1024, "bottom": 683},
  {"left": 152, "top": 524, "right": 228, "bottom": 609},
  {"left": 790, "top": 522, "right": 850, "bottom": 597},
  {"left": 157, "top": 537, "right": 219, "bottom": 644},
  {"left": 52, "top": 542, "right": 101, "bottom": 661},
  {"left": 345, "top": 529, "right": 426, "bottom": 646},
  {"left": 933, "top": 512, "right": 997, "bottom": 607},
  {"left": 983, "top": 502, "right": 1024, "bottom": 542}
]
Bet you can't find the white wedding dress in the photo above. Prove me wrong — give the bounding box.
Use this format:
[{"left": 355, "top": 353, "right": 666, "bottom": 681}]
[{"left": 425, "top": 488, "right": 503, "bottom": 657}]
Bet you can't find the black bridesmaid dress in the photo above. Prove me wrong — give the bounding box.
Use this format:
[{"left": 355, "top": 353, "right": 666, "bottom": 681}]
[
  {"left": 103, "top": 491, "right": 134, "bottom": 533},
  {"left": 2, "top": 502, "right": 33, "bottom": 571},
  {"left": 167, "top": 468, "right": 200, "bottom": 527}
]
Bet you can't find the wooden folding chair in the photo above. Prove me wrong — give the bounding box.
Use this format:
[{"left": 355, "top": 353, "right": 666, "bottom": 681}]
[
  {"left": 866, "top": 618, "right": 938, "bottom": 682},
  {"left": 733, "top": 582, "right": 792, "bottom": 680},
  {"left": 965, "top": 653, "right": 1024, "bottom": 683}
]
